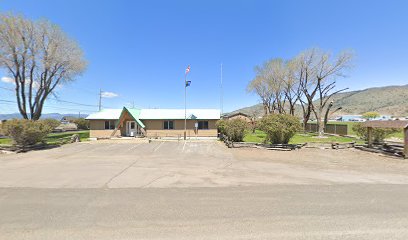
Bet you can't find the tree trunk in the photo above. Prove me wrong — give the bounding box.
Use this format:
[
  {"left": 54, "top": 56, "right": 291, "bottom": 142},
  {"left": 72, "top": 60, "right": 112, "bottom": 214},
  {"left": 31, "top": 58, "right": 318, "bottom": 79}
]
[
  {"left": 316, "top": 110, "right": 325, "bottom": 137},
  {"left": 301, "top": 101, "right": 311, "bottom": 132}
]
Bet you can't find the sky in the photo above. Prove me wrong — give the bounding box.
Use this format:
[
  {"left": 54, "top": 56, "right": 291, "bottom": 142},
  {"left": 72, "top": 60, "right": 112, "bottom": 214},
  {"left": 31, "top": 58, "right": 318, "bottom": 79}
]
[{"left": 0, "top": 0, "right": 407, "bottom": 114}]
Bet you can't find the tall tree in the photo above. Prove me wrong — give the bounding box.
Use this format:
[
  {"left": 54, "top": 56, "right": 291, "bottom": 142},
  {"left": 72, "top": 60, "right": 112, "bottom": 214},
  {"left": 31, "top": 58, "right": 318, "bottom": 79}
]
[
  {"left": 247, "top": 59, "right": 286, "bottom": 115},
  {"left": 292, "top": 49, "right": 317, "bottom": 131},
  {"left": 247, "top": 76, "right": 273, "bottom": 115},
  {"left": 0, "top": 14, "right": 86, "bottom": 120},
  {"left": 283, "top": 59, "right": 302, "bottom": 116},
  {"left": 296, "top": 48, "right": 352, "bottom": 136}
]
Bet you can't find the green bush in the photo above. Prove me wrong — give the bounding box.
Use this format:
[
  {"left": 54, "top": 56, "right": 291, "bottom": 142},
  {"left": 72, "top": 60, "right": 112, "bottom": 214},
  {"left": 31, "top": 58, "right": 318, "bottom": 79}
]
[
  {"left": 40, "top": 118, "right": 61, "bottom": 129},
  {"left": 362, "top": 111, "right": 380, "bottom": 120},
  {"left": 216, "top": 119, "right": 228, "bottom": 135},
  {"left": 352, "top": 123, "right": 398, "bottom": 143},
  {"left": 259, "top": 114, "right": 301, "bottom": 144},
  {"left": 225, "top": 119, "right": 249, "bottom": 142},
  {"left": 1, "top": 119, "right": 53, "bottom": 146},
  {"left": 73, "top": 118, "right": 89, "bottom": 130}
]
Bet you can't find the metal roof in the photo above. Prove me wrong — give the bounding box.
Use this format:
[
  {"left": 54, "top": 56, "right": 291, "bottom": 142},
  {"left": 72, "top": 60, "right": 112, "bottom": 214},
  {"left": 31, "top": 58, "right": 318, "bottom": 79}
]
[
  {"left": 138, "top": 109, "right": 220, "bottom": 120},
  {"left": 120, "top": 107, "right": 145, "bottom": 128},
  {"left": 363, "top": 120, "right": 408, "bottom": 129},
  {"left": 85, "top": 109, "right": 122, "bottom": 120}
]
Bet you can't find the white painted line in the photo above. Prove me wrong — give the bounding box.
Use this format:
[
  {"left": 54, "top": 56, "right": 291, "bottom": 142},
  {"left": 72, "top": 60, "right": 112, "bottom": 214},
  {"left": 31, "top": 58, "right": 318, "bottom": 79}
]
[
  {"left": 182, "top": 141, "right": 187, "bottom": 152},
  {"left": 130, "top": 144, "right": 141, "bottom": 150},
  {"left": 153, "top": 142, "right": 164, "bottom": 152},
  {"left": 106, "top": 144, "right": 117, "bottom": 149}
]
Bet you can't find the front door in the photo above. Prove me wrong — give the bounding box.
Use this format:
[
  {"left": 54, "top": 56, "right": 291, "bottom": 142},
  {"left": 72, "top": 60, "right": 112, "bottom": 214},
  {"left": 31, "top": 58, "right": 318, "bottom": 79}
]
[{"left": 126, "top": 121, "right": 136, "bottom": 136}]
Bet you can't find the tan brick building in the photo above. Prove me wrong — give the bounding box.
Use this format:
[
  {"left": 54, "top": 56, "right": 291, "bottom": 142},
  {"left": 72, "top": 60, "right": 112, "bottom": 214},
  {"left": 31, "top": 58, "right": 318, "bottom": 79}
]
[
  {"left": 223, "top": 112, "right": 252, "bottom": 122},
  {"left": 86, "top": 107, "right": 220, "bottom": 138}
]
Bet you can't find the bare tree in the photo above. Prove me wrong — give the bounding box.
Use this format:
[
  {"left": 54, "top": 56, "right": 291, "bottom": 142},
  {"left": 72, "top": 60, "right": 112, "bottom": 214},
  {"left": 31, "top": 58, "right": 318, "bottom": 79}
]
[
  {"left": 291, "top": 49, "right": 317, "bottom": 131},
  {"left": 311, "top": 50, "right": 352, "bottom": 136},
  {"left": 283, "top": 59, "right": 302, "bottom": 116},
  {"left": 323, "top": 100, "right": 342, "bottom": 129},
  {"left": 0, "top": 14, "right": 86, "bottom": 120},
  {"left": 295, "top": 48, "right": 352, "bottom": 136},
  {"left": 247, "top": 76, "right": 273, "bottom": 115},
  {"left": 247, "top": 59, "right": 286, "bottom": 115},
  {"left": 267, "top": 59, "right": 286, "bottom": 114}
]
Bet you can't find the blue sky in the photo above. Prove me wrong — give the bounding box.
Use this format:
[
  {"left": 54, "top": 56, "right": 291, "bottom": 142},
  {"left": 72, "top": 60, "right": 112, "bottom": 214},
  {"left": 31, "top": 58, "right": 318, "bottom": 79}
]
[{"left": 1, "top": 0, "right": 407, "bottom": 114}]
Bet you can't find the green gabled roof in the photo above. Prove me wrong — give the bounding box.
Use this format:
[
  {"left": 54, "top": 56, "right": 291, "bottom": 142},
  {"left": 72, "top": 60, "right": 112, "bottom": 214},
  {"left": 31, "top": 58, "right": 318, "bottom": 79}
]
[{"left": 116, "top": 107, "right": 145, "bottom": 129}]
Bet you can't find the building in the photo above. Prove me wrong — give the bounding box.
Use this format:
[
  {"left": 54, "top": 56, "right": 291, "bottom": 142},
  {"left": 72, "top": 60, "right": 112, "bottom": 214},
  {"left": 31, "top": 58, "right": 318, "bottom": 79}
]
[
  {"left": 54, "top": 122, "right": 78, "bottom": 132},
  {"left": 222, "top": 112, "right": 252, "bottom": 122},
  {"left": 60, "top": 116, "right": 78, "bottom": 123},
  {"left": 336, "top": 115, "right": 365, "bottom": 122},
  {"left": 337, "top": 115, "right": 392, "bottom": 122},
  {"left": 85, "top": 107, "right": 220, "bottom": 138}
]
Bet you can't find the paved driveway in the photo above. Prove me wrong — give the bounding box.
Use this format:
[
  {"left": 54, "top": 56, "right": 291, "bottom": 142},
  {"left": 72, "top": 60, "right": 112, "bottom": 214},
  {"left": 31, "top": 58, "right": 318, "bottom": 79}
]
[
  {"left": 2, "top": 141, "right": 408, "bottom": 239},
  {"left": 1, "top": 140, "right": 408, "bottom": 188}
]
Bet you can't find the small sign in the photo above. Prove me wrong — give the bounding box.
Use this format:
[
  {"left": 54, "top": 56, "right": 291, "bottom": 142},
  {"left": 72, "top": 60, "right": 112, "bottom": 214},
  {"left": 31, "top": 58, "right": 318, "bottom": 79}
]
[{"left": 194, "top": 122, "right": 198, "bottom": 128}]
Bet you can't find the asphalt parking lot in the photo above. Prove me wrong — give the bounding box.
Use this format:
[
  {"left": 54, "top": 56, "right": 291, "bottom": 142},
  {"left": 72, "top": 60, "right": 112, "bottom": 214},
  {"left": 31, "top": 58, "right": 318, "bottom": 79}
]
[
  {"left": 2, "top": 140, "right": 408, "bottom": 239},
  {"left": 1, "top": 140, "right": 408, "bottom": 188}
]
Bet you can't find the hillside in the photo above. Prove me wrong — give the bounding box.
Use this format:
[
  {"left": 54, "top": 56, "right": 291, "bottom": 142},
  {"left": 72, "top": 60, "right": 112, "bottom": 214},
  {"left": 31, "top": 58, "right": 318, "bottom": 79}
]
[
  {"left": 0, "top": 113, "right": 87, "bottom": 121},
  {"left": 228, "top": 84, "right": 408, "bottom": 117}
]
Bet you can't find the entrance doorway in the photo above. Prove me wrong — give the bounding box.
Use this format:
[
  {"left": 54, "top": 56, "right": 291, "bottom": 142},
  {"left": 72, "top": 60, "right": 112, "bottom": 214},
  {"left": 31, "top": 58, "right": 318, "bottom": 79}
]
[{"left": 126, "top": 121, "right": 138, "bottom": 137}]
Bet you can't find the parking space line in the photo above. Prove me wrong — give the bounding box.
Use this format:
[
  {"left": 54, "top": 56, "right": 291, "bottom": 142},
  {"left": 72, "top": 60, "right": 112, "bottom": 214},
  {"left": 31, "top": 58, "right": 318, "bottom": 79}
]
[
  {"left": 129, "top": 144, "right": 142, "bottom": 150},
  {"left": 182, "top": 141, "right": 187, "bottom": 152},
  {"left": 153, "top": 142, "right": 164, "bottom": 152}
]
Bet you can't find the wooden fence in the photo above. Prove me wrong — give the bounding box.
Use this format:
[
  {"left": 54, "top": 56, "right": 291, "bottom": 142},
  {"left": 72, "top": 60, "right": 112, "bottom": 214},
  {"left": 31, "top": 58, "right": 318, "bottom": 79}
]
[{"left": 304, "top": 123, "right": 348, "bottom": 136}]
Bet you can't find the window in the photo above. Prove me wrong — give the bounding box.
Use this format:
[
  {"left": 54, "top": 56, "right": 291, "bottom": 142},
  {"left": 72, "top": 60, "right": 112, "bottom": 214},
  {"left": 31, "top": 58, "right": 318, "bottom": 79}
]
[
  {"left": 104, "top": 120, "right": 116, "bottom": 130},
  {"left": 130, "top": 122, "right": 135, "bottom": 129},
  {"left": 198, "top": 121, "right": 209, "bottom": 130},
  {"left": 163, "top": 120, "right": 174, "bottom": 130}
]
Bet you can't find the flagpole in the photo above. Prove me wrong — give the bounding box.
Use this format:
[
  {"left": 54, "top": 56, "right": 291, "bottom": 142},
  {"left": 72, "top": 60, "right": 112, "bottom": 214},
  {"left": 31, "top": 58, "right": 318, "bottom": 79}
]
[{"left": 184, "top": 72, "right": 187, "bottom": 140}]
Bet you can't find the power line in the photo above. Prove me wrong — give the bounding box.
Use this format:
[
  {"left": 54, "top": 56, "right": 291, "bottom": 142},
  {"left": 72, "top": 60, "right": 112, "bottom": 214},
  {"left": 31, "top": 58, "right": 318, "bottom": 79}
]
[
  {"left": 0, "top": 88, "right": 98, "bottom": 108},
  {"left": 0, "top": 86, "right": 14, "bottom": 92},
  {"left": 0, "top": 99, "right": 94, "bottom": 112},
  {"left": 49, "top": 97, "right": 98, "bottom": 107},
  {"left": 1, "top": 86, "right": 124, "bottom": 110},
  {"left": 0, "top": 99, "right": 15, "bottom": 103}
]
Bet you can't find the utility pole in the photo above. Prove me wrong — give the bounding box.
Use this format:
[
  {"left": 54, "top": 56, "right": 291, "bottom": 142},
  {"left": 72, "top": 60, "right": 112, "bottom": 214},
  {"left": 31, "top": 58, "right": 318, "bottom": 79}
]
[
  {"left": 132, "top": 101, "right": 135, "bottom": 109},
  {"left": 98, "top": 89, "right": 102, "bottom": 111},
  {"left": 78, "top": 112, "right": 81, "bottom": 118},
  {"left": 220, "top": 63, "right": 223, "bottom": 116}
]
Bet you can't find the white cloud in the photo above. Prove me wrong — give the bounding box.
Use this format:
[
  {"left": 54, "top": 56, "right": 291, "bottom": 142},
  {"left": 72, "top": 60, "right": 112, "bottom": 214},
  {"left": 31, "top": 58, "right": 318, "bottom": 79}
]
[
  {"left": 101, "top": 91, "right": 119, "bottom": 98},
  {"left": 1, "top": 77, "right": 14, "bottom": 84}
]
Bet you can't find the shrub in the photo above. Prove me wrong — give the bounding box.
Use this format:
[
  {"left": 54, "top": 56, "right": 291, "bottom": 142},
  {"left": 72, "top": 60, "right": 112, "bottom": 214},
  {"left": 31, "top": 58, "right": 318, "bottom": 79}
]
[
  {"left": 259, "top": 114, "right": 301, "bottom": 144},
  {"left": 362, "top": 111, "right": 380, "bottom": 120},
  {"left": 352, "top": 123, "right": 398, "bottom": 143},
  {"left": 224, "top": 119, "right": 249, "bottom": 142},
  {"left": 40, "top": 118, "right": 61, "bottom": 129},
  {"left": 73, "top": 118, "right": 89, "bottom": 130},
  {"left": 216, "top": 119, "right": 228, "bottom": 135},
  {"left": 249, "top": 118, "right": 258, "bottom": 134},
  {"left": 1, "top": 119, "right": 53, "bottom": 146}
]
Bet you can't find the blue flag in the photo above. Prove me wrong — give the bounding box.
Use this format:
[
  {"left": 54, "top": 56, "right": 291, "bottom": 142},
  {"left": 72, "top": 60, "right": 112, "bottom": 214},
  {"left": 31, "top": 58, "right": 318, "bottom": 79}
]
[{"left": 186, "top": 80, "right": 191, "bottom": 87}]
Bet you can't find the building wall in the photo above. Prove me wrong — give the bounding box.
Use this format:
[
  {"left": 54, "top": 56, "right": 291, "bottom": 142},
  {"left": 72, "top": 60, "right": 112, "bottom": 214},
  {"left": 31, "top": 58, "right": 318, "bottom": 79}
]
[
  {"left": 143, "top": 119, "right": 218, "bottom": 137},
  {"left": 89, "top": 119, "right": 219, "bottom": 138},
  {"left": 89, "top": 120, "right": 121, "bottom": 138}
]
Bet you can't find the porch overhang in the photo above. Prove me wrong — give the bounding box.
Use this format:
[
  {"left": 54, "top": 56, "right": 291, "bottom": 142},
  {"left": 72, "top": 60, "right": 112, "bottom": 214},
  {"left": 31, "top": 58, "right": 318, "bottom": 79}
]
[{"left": 115, "top": 107, "right": 145, "bottom": 129}]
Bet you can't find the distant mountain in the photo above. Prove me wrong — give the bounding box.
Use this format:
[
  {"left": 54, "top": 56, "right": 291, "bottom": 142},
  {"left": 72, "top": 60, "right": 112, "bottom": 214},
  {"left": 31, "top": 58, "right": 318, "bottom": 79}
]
[
  {"left": 330, "top": 84, "right": 408, "bottom": 116},
  {"left": 228, "top": 84, "right": 408, "bottom": 117},
  {"left": 0, "top": 113, "right": 88, "bottom": 121}
]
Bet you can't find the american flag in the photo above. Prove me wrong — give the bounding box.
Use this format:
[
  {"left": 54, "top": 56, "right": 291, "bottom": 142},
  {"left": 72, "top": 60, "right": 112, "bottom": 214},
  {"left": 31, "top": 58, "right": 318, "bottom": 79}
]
[{"left": 185, "top": 65, "right": 190, "bottom": 75}]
